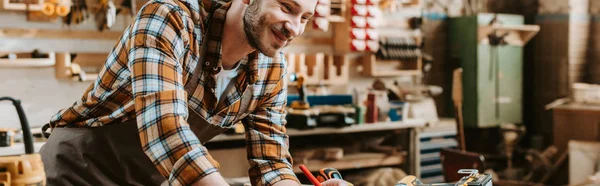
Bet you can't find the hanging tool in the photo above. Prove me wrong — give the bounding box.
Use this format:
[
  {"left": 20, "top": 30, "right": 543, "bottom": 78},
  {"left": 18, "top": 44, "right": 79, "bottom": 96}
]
[
  {"left": 0, "top": 97, "right": 46, "bottom": 186},
  {"left": 117, "top": 0, "right": 136, "bottom": 17},
  {"left": 41, "top": 0, "right": 71, "bottom": 17},
  {"left": 94, "top": 0, "right": 116, "bottom": 31},
  {"left": 62, "top": 0, "right": 89, "bottom": 25},
  {"left": 289, "top": 73, "right": 310, "bottom": 110}
]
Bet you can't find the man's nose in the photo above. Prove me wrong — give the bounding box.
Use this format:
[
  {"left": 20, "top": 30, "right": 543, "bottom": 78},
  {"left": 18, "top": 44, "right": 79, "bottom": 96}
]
[{"left": 284, "top": 21, "right": 302, "bottom": 38}]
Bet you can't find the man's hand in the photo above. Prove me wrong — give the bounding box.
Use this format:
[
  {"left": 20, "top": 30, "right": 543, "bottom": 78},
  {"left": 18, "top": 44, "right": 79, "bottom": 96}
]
[
  {"left": 322, "top": 179, "right": 351, "bottom": 186},
  {"left": 191, "top": 172, "right": 229, "bottom": 186},
  {"left": 272, "top": 179, "right": 350, "bottom": 186}
]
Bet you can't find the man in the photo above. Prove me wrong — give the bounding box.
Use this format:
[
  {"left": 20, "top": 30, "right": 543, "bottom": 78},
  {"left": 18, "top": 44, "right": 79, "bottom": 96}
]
[{"left": 40, "top": 0, "right": 348, "bottom": 185}]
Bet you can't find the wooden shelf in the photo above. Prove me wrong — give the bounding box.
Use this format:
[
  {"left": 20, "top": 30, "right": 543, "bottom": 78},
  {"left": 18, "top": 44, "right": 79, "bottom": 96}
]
[
  {"left": 292, "top": 152, "right": 406, "bottom": 173},
  {"left": 477, "top": 24, "right": 540, "bottom": 46},
  {"left": 210, "top": 119, "right": 426, "bottom": 142},
  {"left": 366, "top": 70, "right": 421, "bottom": 77},
  {"left": 0, "top": 57, "right": 55, "bottom": 68},
  {"left": 0, "top": 28, "right": 331, "bottom": 53},
  {"left": 361, "top": 54, "right": 422, "bottom": 77},
  {"left": 0, "top": 52, "right": 55, "bottom": 68}
]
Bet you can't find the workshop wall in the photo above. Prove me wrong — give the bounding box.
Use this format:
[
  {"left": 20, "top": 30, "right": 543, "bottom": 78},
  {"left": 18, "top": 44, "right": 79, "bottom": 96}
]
[
  {"left": 1, "top": 0, "right": 549, "bottom": 129},
  {"left": 524, "top": 0, "right": 600, "bottom": 147},
  {"left": 422, "top": 16, "right": 449, "bottom": 117},
  {"left": 0, "top": 10, "right": 134, "bottom": 129},
  {"left": 0, "top": 68, "right": 90, "bottom": 129},
  {"left": 0, "top": 4, "right": 442, "bottom": 130}
]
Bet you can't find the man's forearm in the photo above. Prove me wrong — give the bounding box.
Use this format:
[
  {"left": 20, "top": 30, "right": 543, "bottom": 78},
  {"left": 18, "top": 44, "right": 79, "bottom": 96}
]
[
  {"left": 273, "top": 180, "right": 301, "bottom": 186},
  {"left": 192, "top": 172, "right": 229, "bottom": 186}
]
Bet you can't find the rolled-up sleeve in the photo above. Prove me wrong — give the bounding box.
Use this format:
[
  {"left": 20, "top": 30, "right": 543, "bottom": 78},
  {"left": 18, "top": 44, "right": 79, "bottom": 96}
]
[
  {"left": 129, "top": 2, "right": 219, "bottom": 186},
  {"left": 243, "top": 57, "right": 299, "bottom": 186}
]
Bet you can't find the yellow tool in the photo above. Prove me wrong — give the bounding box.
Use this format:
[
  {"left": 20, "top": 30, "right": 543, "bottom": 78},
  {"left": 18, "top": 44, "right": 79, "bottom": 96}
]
[
  {"left": 316, "top": 167, "right": 354, "bottom": 186},
  {"left": 0, "top": 97, "right": 46, "bottom": 186},
  {"left": 289, "top": 73, "right": 310, "bottom": 110}
]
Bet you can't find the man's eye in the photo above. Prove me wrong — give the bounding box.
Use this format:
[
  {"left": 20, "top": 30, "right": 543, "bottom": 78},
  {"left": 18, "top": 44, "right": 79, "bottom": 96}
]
[{"left": 281, "top": 3, "right": 292, "bottom": 12}]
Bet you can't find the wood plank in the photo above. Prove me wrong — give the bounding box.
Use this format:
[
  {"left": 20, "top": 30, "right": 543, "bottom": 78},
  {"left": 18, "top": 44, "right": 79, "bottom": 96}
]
[
  {"left": 0, "top": 28, "right": 122, "bottom": 40},
  {"left": 0, "top": 58, "right": 54, "bottom": 67},
  {"left": 0, "top": 27, "right": 331, "bottom": 46},
  {"left": 369, "top": 70, "right": 421, "bottom": 77},
  {"left": 210, "top": 119, "right": 426, "bottom": 142},
  {"left": 361, "top": 54, "right": 422, "bottom": 77},
  {"left": 292, "top": 152, "right": 405, "bottom": 173}
]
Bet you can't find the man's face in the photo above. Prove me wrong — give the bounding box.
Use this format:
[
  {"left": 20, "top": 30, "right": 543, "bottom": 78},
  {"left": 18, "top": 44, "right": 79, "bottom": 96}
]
[{"left": 243, "top": 0, "right": 318, "bottom": 57}]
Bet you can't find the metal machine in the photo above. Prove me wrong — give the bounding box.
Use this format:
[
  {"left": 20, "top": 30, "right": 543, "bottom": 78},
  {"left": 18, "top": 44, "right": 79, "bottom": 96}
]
[
  {"left": 0, "top": 97, "right": 46, "bottom": 186},
  {"left": 396, "top": 169, "right": 492, "bottom": 186}
]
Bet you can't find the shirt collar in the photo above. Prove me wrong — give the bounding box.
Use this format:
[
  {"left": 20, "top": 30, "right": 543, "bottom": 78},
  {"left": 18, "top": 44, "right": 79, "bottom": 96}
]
[{"left": 202, "top": 1, "right": 259, "bottom": 84}]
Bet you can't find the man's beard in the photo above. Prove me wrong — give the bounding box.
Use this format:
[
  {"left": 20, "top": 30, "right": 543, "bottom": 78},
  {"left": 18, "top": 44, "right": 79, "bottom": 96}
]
[{"left": 243, "top": 2, "right": 291, "bottom": 57}]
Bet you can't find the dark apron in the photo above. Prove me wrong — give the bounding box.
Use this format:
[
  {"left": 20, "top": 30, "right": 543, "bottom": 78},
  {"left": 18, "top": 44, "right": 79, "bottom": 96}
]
[{"left": 40, "top": 15, "right": 230, "bottom": 185}]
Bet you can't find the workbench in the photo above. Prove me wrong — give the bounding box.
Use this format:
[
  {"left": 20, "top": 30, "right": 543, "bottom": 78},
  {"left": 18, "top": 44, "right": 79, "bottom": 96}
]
[
  {"left": 208, "top": 119, "right": 426, "bottom": 179},
  {"left": 0, "top": 119, "right": 427, "bottom": 181},
  {"left": 552, "top": 102, "right": 600, "bottom": 152}
]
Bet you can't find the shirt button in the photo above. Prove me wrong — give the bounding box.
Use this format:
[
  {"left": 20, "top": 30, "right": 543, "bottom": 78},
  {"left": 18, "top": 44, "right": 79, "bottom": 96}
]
[{"left": 205, "top": 61, "right": 210, "bottom": 66}]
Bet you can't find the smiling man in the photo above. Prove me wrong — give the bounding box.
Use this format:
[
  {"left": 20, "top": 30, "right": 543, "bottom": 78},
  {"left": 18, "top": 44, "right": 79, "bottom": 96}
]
[{"left": 40, "top": 0, "right": 347, "bottom": 186}]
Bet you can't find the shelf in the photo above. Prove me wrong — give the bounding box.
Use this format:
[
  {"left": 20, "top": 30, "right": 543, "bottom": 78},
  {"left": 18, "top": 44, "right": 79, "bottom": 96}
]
[
  {"left": 420, "top": 140, "right": 458, "bottom": 151},
  {"left": 477, "top": 24, "right": 540, "bottom": 46},
  {"left": 210, "top": 119, "right": 426, "bottom": 142},
  {"left": 292, "top": 152, "right": 405, "bottom": 173},
  {"left": 1, "top": 0, "right": 44, "bottom": 11},
  {"left": 366, "top": 70, "right": 421, "bottom": 77},
  {"left": 1, "top": 27, "right": 331, "bottom": 53},
  {"left": 0, "top": 57, "right": 55, "bottom": 68},
  {"left": 361, "top": 54, "right": 422, "bottom": 77}
]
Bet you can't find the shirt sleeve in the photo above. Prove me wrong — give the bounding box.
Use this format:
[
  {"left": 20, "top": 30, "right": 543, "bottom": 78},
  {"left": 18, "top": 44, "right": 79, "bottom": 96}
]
[
  {"left": 242, "top": 55, "right": 300, "bottom": 186},
  {"left": 128, "top": 2, "right": 220, "bottom": 186}
]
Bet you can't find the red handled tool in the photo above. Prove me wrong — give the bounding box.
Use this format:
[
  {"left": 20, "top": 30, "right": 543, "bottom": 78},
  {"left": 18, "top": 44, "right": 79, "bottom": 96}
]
[{"left": 299, "top": 165, "right": 322, "bottom": 186}]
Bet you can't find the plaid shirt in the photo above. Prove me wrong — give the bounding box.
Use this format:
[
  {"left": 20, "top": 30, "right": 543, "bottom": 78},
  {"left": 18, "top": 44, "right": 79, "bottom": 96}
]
[{"left": 48, "top": 0, "right": 297, "bottom": 185}]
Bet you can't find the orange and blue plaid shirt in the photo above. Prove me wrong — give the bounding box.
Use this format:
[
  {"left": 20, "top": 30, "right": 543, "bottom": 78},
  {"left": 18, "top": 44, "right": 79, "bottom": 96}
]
[{"left": 48, "top": 0, "right": 297, "bottom": 185}]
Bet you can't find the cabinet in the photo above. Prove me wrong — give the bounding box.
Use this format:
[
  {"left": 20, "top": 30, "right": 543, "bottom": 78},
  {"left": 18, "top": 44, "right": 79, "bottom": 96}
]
[
  {"left": 418, "top": 119, "right": 457, "bottom": 183},
  {"left": 448, "top": 14, "right": 527, "bottom": 128}
]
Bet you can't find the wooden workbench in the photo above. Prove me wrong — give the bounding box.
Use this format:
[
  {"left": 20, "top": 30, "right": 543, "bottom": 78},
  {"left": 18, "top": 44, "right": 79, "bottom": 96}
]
[
  {"left": 209, "top": 119, "right": 426, "bottom": 179},
  {"left": 552, "top": 102, "right": 600, "bottom": 152}
]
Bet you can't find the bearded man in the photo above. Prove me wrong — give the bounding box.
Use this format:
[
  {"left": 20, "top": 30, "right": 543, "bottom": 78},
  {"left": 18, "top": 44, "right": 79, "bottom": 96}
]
[{"left": 40, "top": 0, "right": 347, "bottom": 185}]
